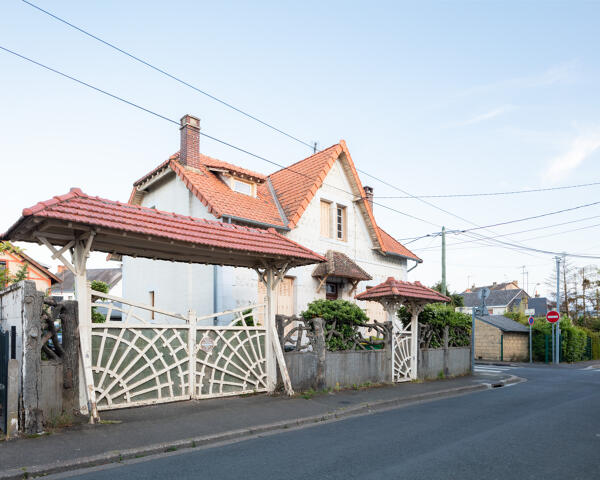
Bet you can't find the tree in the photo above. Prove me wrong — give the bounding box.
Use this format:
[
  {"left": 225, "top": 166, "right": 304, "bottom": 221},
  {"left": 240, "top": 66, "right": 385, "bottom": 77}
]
[
  {"left": 431, "top": 281, "right": 464, "bottom": 307},
  {"left": 0, "top": 241, "right": 28, "bottom": 288}
]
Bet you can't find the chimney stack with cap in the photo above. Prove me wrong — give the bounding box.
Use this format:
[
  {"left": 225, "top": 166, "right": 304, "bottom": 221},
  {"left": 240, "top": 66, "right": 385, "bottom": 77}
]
[
  {"left": 364, "top": 185, "right": 374, "bottom": 210},
  {"left": 179, "top": 114, "right": 201, "bottom": 169}
]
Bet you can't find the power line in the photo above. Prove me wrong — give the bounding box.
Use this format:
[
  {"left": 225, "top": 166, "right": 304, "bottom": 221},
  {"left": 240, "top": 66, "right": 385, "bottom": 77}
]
[
  {"left": 413, "top": 214, "right": 600, "bottom": 250},
  {"left": 0, "top": 44, "right": 439, "bottom": 229},
  {"left": 21, "top": 0, "right": 315, "bottom": 150},
  {"left": 397, "top": 199, "right": 600, "bottom": 244},
  {"left": 375, "top": 181, "right": 600, "bottom": 199}
]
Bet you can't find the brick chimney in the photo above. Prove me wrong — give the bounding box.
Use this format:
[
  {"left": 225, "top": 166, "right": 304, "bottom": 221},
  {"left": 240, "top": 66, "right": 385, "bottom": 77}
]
[
  {"left": 364, "top": 185, "right": 374, "bottom": 209},
  {"left": 179, "top": 114, "right": 201, "bottom": 169},
  {"left": 56, "top": 265, "right": 67, "bottom": 274}
]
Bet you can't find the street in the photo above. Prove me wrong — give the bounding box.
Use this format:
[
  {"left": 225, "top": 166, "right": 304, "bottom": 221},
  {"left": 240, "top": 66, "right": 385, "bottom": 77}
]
[{"left": 54, "top": 365, "right": 600, "bottom": 480}]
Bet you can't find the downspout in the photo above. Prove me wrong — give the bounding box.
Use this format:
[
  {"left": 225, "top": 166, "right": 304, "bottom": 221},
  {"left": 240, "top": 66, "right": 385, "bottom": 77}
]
[{"left": 407, "top": 259, "right": 419, "bottom": 273}]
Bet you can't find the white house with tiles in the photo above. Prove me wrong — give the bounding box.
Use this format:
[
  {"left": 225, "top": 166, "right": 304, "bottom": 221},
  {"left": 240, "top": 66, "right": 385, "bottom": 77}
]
[{"left": 121, "top": 114, "right": 422, "bottom": 323}]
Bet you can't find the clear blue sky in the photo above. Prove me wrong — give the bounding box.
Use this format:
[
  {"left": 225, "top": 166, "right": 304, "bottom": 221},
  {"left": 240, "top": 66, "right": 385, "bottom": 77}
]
[{"left": 2, "top": 0, "right": 600, "bottom": 297}]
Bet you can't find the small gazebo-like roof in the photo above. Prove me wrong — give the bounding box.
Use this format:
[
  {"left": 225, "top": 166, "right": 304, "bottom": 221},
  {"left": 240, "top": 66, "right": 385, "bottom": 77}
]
[
  {"left": 312, "top": 250, "right": 371, "bottom": 294},
  {"left": 356, "top": 277, "right": 450, "bottom": 304},
  {"left": 356, "top": 277, "right": 450, "bottom": 382},
  {"left": 1, "top": 188, "right": 325, "bottom": 269}
]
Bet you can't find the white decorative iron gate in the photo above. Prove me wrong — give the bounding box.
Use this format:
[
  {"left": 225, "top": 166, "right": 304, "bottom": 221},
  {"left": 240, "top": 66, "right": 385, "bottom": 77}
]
[
  {"left": 90, "top": 291, "right": 267, "bottom": 410},
  {"left": 391, "top": 317, "right": 415, "bottom": 382}
]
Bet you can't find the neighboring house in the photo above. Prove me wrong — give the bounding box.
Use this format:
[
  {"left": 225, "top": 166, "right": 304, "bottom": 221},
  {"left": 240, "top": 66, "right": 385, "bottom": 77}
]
[
  {"left": 464, "top": 280, "right": 520, "bottom": 293},
  {"left": 121, "top": 114, "right": 421, "bottom": 322},
  {"left": 51, "top": 267, "right": 122, "bottom": 301},
  {"left": 474, "top": 315, "right": 529, "bottom": 362},
  {"left": 0, "top": 247, "right": 60, "bottom": 293},
  {"left": 527, "top": 296, "right": 549, "bottom": 317},
  {"left": 457, "top": 289, "right": 530, "bottom": 316}
]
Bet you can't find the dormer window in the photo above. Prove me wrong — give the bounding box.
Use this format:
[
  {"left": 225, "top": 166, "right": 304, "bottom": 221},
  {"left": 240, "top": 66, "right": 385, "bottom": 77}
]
[{"left": 233, "top": 178, "right": 254, "bottom": 196}]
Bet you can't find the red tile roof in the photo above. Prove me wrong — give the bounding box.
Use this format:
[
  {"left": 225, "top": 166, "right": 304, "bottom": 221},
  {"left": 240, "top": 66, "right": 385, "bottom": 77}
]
[
  {"left": 129, "top": 141, "right": 420, "bottom": 261},
  {"left": 312, "top": 250, "right": 372, "bottom": 281},
  {"left": 3, "top": 189, "right": 325, "bottom": 267},
  {"left": 169, "top": 160, "right": 285, "bottom": 227},
  {"left": 269, "top": 144, "right": 342, "bottom": 227},
  {"left": 355, "top": 277, "right": 450, "bottom": 303},
  {"left": 378, "top": 227, "right": 421, "bottom": 261}
]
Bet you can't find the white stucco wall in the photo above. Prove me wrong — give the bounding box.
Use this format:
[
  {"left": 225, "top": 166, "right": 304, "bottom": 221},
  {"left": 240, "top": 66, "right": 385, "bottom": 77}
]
[
  {"left": 283, "top": 158, "right": 407, "bottom": 314},
  {"left": 121, "top": 159, "right": 410, "bottom": 321},
  {"left": 122, "top": 174, "right": 216, "bottom": 320}
]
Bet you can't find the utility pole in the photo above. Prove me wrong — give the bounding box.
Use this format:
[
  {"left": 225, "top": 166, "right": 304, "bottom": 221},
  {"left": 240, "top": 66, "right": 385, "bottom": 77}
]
[
  {"left": 441, "top": 226, "right": 447, "bottom": 296},
  {"left": 555, "top": 256, "right": 561, "bottom": 364}
]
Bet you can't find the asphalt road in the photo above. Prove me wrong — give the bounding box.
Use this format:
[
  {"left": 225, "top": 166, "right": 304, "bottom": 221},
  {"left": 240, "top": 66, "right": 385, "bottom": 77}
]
[{"left": 56, "top": 365, "right": 600, "bottom": 480}]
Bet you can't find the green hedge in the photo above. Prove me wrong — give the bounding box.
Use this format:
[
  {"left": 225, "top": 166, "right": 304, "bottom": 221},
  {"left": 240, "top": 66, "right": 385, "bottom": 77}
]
[
  {"left": 398, "top": 304, "right": 471, "bottom": 348},
  {"left": 507, "top": 312, "right": 600, "bottom": 362}
]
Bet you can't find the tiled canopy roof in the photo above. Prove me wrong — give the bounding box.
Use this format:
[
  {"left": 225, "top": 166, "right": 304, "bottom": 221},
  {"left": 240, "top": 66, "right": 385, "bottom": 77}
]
[
  {"left": 2, "top": 189, "right": 325, "bottom": 269},
  {"left": 129, "top": 141, "right": 421, "bottom": 261},
  {"left": 355, "top": 277, "right": 450, "bottom": 303},
  {"left": 312, "top": 250, "right": 372, "bottom": 281}
]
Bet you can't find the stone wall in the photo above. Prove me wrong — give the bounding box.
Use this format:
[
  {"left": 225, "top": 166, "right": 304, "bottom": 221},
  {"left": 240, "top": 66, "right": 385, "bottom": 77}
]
[
  {"left": 419, "top": 347, "right": 471, "bottom": 379},
  {"left": 502, "top": 332, "right": 529, "bottom": 361},
  {"left": 284, "top": 349, "right": 391, "bottom": 391},
  {"left": 474, "top": 318, "right": 501, "bottom": 360}
]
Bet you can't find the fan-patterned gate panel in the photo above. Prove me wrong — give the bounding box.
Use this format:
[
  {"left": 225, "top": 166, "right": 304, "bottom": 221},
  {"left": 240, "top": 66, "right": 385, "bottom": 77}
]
[
  {"left": 90, "top": 291, "right": 268, "bottom": 410},
  {"left": 91, "top": 326, "right": 190, "bottom": 410},
  {"left": 392, "top": 319, "right": 413, "bottom": 382},
  {"left": 194, "top": 327, "right": 267, "bottom": 398}
]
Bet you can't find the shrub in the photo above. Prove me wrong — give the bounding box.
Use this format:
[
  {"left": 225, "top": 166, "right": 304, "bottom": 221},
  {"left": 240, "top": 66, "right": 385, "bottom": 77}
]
[
  {"left": 91, "top": 281, "right": 109, "bottom": 323},
  {"left": 398, "top": 303, "right": 471, "bottom": 348},
  {"left": 301, "top": 299, "right": 368, "bottom": 351}
]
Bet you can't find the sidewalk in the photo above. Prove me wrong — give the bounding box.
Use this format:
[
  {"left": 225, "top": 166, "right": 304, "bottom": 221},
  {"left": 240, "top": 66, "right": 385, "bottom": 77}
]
[{"left": 0, "top": 373, "right": 516, "bottom": 479}]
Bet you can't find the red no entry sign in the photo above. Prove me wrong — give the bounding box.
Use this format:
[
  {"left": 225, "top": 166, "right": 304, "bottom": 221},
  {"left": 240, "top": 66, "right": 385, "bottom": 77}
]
[{"left": 546, "top": 310, "right": 560, "bottom": 323}]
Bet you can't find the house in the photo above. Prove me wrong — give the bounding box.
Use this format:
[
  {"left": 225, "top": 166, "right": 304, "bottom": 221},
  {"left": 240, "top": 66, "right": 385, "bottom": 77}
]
[
  {"left": 457, "top": 287, "right": 530, "bottom": 316},
  {"left": 527, "top": 296, "right": 549, "bottom": 317},
  {"left": 464, "top": 280, "right": 520, "bottom": 293},
  {"left": 474, "top": 315, "right": 529, "bottom": 362},
  {"left": 0, "top": 242, "right": 60, "bottom": 293},
  {"left": 51, "top": 267, "right": 122, "bottom": 301},
  {"left": 121, "top": 114, "right": 421, "bottom": 322}
]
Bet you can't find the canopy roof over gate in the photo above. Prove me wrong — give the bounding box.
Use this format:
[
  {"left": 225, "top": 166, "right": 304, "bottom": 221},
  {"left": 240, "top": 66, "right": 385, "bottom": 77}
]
[
  {"left": 356, "top": 277, "right": 450, "bottom": 304},
  {"left": 1, "top": 188, "right": 325, "bottom": 269}
]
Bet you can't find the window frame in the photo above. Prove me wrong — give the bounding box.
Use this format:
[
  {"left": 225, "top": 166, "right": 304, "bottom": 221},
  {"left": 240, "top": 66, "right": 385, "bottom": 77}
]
[
  {"left": 336, "top": 204, "right": 347, "bottom": 241},
  {"left": 232, "top": 177, "right": 255, "bottom": 197}
]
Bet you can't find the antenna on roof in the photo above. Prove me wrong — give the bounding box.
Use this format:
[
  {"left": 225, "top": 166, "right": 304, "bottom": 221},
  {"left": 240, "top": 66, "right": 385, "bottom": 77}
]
[{"left": 313, "top": 142, "right": 318, "bottom": 154}]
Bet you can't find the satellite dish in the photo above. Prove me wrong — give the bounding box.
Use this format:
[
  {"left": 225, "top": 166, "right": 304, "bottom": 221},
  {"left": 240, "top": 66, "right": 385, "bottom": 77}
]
[{"left": 478, "top": 287, "right": 491, "bottom": 301}]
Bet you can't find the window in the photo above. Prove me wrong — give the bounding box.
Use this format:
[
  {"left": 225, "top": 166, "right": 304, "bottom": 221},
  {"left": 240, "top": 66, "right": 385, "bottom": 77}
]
[
  {"left": 233, "top": 178, "right": 253, "bottom": 196},
  {"left": 326, "top": 282, "right": 338, "bottom": 300},
  {"left": 336, "top": 205, "right": 347, "bottom": 241},
  {"left": 320, "top": 200, "right": 332, "bottom": 237}
]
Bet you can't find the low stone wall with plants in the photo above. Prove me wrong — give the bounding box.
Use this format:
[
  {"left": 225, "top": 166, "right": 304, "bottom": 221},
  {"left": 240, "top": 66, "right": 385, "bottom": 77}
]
[{"left": 276, "top": 299, "right": 392, "bottom": 391}]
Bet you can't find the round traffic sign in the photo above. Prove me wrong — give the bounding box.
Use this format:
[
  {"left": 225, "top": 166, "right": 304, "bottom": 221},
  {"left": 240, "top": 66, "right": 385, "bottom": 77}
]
[
  {"left": 546, "top": 310, "right": 560, "bottom": 323},
  {"left": 528, "top": 316, "right": 534, "bottom": 326}
]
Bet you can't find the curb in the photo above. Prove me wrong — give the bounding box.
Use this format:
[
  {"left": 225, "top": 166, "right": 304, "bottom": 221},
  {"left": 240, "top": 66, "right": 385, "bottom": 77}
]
[{"left": 0, "top": 380, "right": 517, "bottom": 479}]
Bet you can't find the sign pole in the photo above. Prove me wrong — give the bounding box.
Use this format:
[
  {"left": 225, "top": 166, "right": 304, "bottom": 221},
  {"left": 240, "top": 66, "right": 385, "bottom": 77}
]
[
  {"left": 555, "top": 256, "right": 561, "bottom": 364},
  {"left": 528, "top": 316, "right": 534, "bottom": 363},
  {"left": 471, "top": 307, "right": 475, "bottom": 373}
]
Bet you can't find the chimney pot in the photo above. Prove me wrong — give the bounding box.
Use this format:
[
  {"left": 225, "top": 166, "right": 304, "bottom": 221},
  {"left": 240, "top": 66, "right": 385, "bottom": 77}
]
[{"left": 179, "top": 114, "right": 201, "bottom": 169}]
